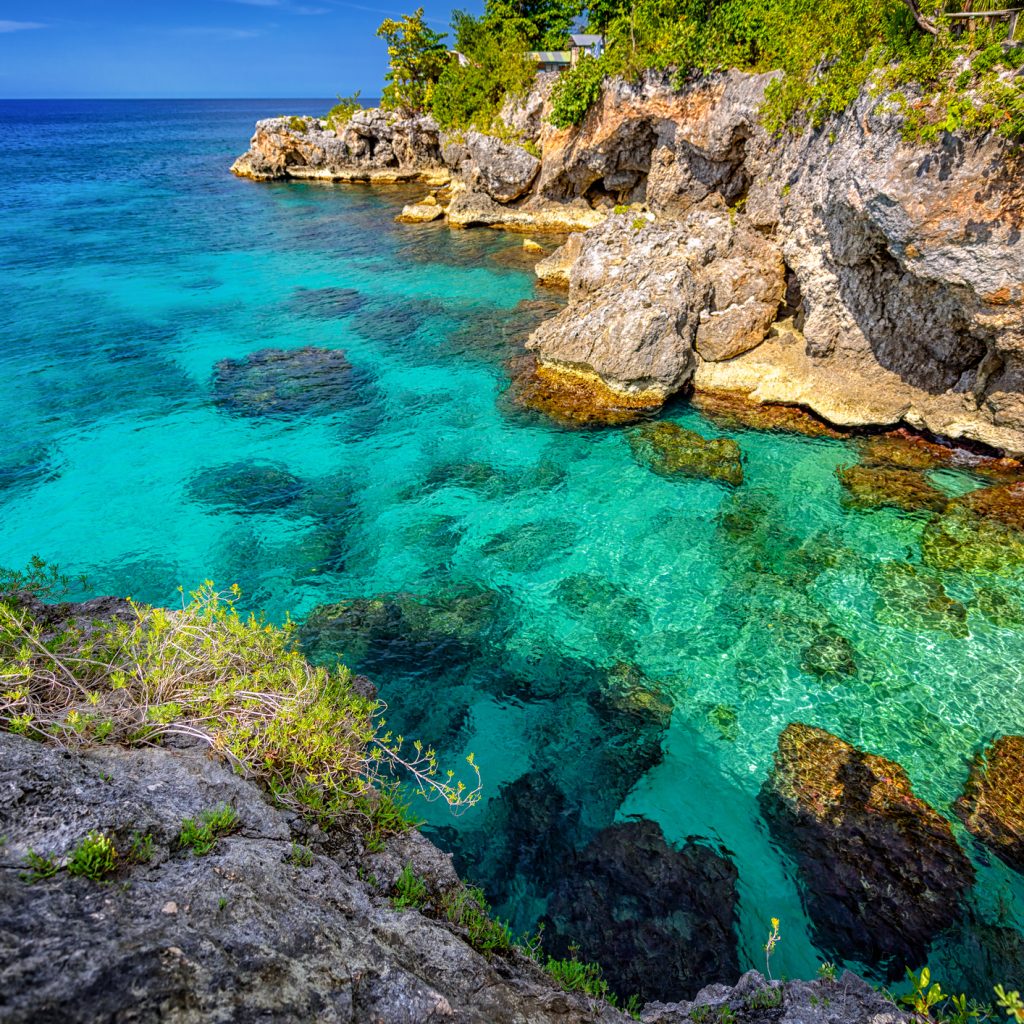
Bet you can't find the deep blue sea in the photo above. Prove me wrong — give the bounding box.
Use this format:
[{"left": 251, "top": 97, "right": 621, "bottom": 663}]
[{"left": 2, "top": 99, "right": 1023, "bottom": 999}]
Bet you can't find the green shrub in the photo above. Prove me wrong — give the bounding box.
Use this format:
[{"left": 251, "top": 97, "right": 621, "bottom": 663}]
[
  {"left": 179, "top": 805, "right": 240, "bottom": 856},
  {"left": 286, "top": 116, "right": 307, "bottom": 133},
  {"left": 549, "top": 53, "right": 607, "bottom": 128},
  {"left": 0, "top": 578, "right": 481, "bottom": 841},
  {"left": 543, "top": 949, "right": 614, "bottom": 1001},
  {"left": 391, "top": 864, "right": 429, "bottom": 909},
  {"left": 325, "top": 92, "right": 362, "bottom": 130},
  {"left": 67, "top": 830, "right": 118, "bottom": 881},
  {"left": 289, "top": 841, "right": 314, "bottom": 867}
]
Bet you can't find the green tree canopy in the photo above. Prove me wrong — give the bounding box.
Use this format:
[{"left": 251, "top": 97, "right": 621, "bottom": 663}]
[
  {"left": 376, "top": 8, "right": 450, "bottom": 113},
  {"left": 480, "top": 0, "right": 583, "bottom": 50}
]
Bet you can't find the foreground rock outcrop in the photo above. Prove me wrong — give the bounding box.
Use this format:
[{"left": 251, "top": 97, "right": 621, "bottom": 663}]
[
  {"left": 956, "top": 735, "right": 1024, "bottom": 874},
  {"left": 759, "top": 723, "right": 975, "bottom": 976},
  {"left": 0, "top": 731, "right": 629, "bottom": 1023}
]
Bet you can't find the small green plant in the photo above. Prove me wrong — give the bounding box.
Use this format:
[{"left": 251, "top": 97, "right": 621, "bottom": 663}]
[
  {"left": 0, "top": 555, "right": 86, "bottom": 601},
  {"left": 441, "top": 884, "right": 514, "bottom": 957},
  {"left": 391, "top": 864, "right": 429, "bottom": 910},
  {"left": 286, "top": 115, "right": 307, "bottom": 133},
  {"left": 631, "top": 216, "right": 648, "bottom": 231},
  {"left": 21, "top": 849, "right": 59, "bottom": 883},
  {"left": 902, "top": 968, "right": 946, "bottom": 1019},
  {"left": 325, "top": 92, "right": 362, "bottom": 130},
  {"left": 67, "top": 830, "right": 118, "bottom": 881},
  {"left": 522, "top": 139, "right": 541, "bottom": 159},
  {"left": 543, "top": 947, "right": 613, "bottom": 1001},
  {"left": 996, "top": 986, "right": 1024, "bottom": 1023},
  {"left": 127, "top": 831, "right": 153, "bottom": 864},
  {"left": 289, "top": 841, "right": 314, "bottom": 868},
  {"left": 179, "top": 804, "right": 240, "bottom": 856},
  {"left": 764, "top": 917, "right": 782, "bottom": 982},
  {"left": 613, "top": 203, "right": 630, "bottom": 214},
  {"left": 817, "top": 961, "right": 838, "bottom": 983},
  {"left": 218, "top": 896, "right": 228, "bottom": 911},
  {"left": 746, "top": 986, "right": 783, "bottom": 1010}
]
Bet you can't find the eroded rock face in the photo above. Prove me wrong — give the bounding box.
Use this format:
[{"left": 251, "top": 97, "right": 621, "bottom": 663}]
[
  {"left": 0, "top": 731, "right": 630, "bottom": 1024},
  {"left": 759, "top": 723, "right": 975, "bottom": 975},
  {"left": 956, "top": 735, "right": 1024, "bottom": 874},
  {"left": 231, "top": 112, "right": 450, "bottom": 184},
  {"left": 445, "top": 131, "right": 541, "bottom": 203},
  {"left": 526, "top": 203, "right": 783, "bottom": 403},
  {"left": 543, "top": 819, "right": 740, "bottom": 1003}
]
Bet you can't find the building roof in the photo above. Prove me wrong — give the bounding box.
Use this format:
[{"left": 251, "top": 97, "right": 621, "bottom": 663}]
[
  {"left": 569, "top": 33, "right": 603, "bottom": 46},
  {"left": 527, "top": 50, "right": 571, "bottom": 63}
]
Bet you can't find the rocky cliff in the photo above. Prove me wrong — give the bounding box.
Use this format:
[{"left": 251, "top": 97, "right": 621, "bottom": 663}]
[{"left": 233, "top": 70, "right": 1023, "bottom": 454}]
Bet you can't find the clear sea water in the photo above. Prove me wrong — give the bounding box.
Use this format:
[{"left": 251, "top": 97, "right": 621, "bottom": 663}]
[{"left": 2, "top": 99, "right": 1023, "bottom": 999}]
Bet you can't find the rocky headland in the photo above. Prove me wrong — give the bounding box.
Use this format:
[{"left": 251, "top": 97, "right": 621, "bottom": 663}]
[{"left": 233, "top": 69, "right": 1023, "bottom": 454}]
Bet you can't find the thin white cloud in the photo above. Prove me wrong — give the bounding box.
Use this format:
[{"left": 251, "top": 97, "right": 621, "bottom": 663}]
[
  {"left": 222, "top": 0, "right": 330, "bottom": 10},
  {"left": 0, "top": 20, "right": 46, "bottom": 32},
  {"left": 174, "top": 25, "right": 264, "bottom": 39}
]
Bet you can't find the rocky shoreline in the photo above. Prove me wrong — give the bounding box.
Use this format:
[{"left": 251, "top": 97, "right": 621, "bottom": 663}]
[{"left": 232, "top": 70, "right": 1023, "bottom": 455}]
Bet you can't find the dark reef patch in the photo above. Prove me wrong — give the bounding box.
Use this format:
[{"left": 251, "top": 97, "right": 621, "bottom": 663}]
[
  {"left": 187, "top": 461, "right": 305, "bottom": 515},
  {"left": 542, "top": 819, "right": 740, "bottom": 1003},
  {"left": 211, "top": 346, "right": 363, "bottom": 418}
]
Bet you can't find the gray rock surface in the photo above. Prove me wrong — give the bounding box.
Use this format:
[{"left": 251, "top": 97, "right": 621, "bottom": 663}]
[
  {"left": 0, "top": 731, "right": 629, "bottom": 1023},
  {"left": 642, "top": 970, "right": 908, "bottom": 1024},
  {"left": 446, "top": 131, "right": 541, "bottom": 203}
]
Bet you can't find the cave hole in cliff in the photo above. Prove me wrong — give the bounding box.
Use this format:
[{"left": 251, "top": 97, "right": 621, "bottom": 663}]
[{"left": 778, "top": 263, "right": 806, "bottom": 331}]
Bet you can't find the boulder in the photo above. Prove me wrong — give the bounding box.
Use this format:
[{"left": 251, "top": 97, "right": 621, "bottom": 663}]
[
  {"left": 955, "top": 735, "right": 1024, "bottom": 874},
  {"left": 460, "top": 131, "right": 541, "bottom": 203},
  {"left": 543, "top": 819, "right": 740, "bottom": 1003},
  {"left": 395, "top": 201, "right": 444, "bottom": 223},
  {"left": 759, "top": 723, "right": 975, "bottom": 974},
  {"left": 836, "top": 464, "right": 949, "bottom": 514}
]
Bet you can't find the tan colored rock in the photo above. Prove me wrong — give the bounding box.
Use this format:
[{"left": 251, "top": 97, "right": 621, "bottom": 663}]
[
  {"left": 446, "top": 190, "right": 604, "bottom": 233},
  {"left": 955, "top": 735, "right": 1024, "bottom": 874},
  {"left": 534, "top": 233, "right": 584, "bottom": 288},
  {"left": 395, "top": 202, "right": 444, "bottom": 224},
  {"left": 522, "top": 238, "right": 544, "bottom": 253}
]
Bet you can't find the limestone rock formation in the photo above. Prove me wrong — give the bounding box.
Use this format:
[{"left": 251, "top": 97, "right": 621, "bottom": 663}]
[
  {"left": 759, "top": 723, "right": 975, "bottom": 975},
  {"left": 442, "top": 131, "right": 541, "bottom": 203},
  {"left": 956, "top": 735, "right": 1024, "bottom": 874},
  {"left": 526, "top": 203, "right": 784, "bottom": 403},
  {"left": 0, "top": 731, "right": 630, "bottom": 1023},
  {"left": 231, "top": 112, "right": 450, "bottom": 184}
]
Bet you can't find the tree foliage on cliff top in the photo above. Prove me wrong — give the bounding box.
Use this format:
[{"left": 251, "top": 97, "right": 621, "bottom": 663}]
[
  {"left": 549, "top": 0, "right": 1024, "bottom": 139},
  {"left": 0, "top": 577, "right": 481, "bottom": 844}
]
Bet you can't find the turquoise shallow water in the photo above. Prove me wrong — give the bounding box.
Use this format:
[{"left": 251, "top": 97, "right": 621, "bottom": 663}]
[{"left": 2, "top": 100, "right": 1023, "bottom": 999}]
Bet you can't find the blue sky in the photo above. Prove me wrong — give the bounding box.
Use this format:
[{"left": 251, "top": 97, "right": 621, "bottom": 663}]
[{"left": 0, "top": 0, "right": 481, "bottom": 98}]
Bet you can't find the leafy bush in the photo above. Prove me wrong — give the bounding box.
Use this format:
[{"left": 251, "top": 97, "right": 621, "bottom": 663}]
[
  {"left": 286, "top": 116, "right": 308, "bottom": 133},
  {"left": 0, "top": 578, "right": 481, "bottom": 841},
  {"left": 377, "top": 8, "right": 450, "bottom": 113},
  {"left": 179, "top": 805, "right": 240, "bottom": 856},
  {"left": 67, "top": 830, "right": 118, "bottom": 880},
  {"left": 440, "top": 884, "right": 515, "bottom": 956},
  {"left": 431, "top": 13, "right": 535, "bottom": 130},
  {"left": 325, "top": 92, "right": 362, "bottom": 130},
  {"left": 549, "top": 54, "right": 607, "bottom": 128}
]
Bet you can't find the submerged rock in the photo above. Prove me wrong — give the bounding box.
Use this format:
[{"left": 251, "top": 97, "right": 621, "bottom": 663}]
[
  {"left": 970, "top": 585, "right": 1024, "bottom": 629},
  {"left": 629, "top": 422, "right": 744, "bottom": 487},
  {"left": 211, "top": 346, "right": 358, "bottom": 418},
  {"left": 857, "top": 431, "right": 955, "bottom": 472},
  {"left": 836, "top": 464, "right": 948, "bottom": 514},
  {"left": 799, "top": 628, "right": 858, "bottom": 681},
  {"left": 955, "top": 735, "right": 1024, "bottom": 874},
  {"left": 287, "top": 286, "right": 365, "bottom": 319},
  {"left": 187, "top": 461, "right": 305, "bottom": 515},
  {"left": 543, "top": 819, "right": 740, "bottom": 1003},
  {"left": 481, "top": 517, "right": 577, "bottom": 572},
  {"left": 759, "top": 723, "right": 975, "bottom": 974},
  {"left": 872, "top": 561, "right": 969, "bottom": 639},
  {"left": 922, "top": 482, "right": 1024, "bottom": 576}
]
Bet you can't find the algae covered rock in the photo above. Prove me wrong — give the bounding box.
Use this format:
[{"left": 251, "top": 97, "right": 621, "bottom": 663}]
[
  {"left": 505, "top": 353, "right": 661, "bottom": 428},
  {"left": 691, "top": 390, "right": 845, "bottom": 439},
  {"left": 629, "top": 422, "right": 743, "bottom": 486},
  {"left": 287, "top": 286, "right": 365, "bottom": 319},
  {"left": 955, "top": 735, "right": 1024, "bottom": 874},
  {"left": 211, "top": 346, "right": 358, "bottom": 418},
  {"left": 836, "top": 464, "right": 948, "bottom": 514},
  {"left": 872, "top": 561, "right": 969, "bottom": 639},
  {"left": 922, "top": 482, "right": 1024, "bottom": 576},
  {"left": 187, "top": 461, "right": 305, "bottom": 515},
  {"left": 799, "top": 629, "right": 857, "bottom": 681},
  {"left": 759, "top": 723, "right": 974, "bottom": 974},
  {"left": 971, "top": 585, "right": 1024, "bottom": 629},
  {"left": 543, "top": 819, "right": 740, "bottom": 1003}
]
